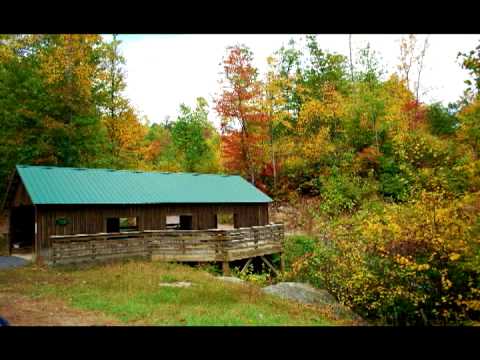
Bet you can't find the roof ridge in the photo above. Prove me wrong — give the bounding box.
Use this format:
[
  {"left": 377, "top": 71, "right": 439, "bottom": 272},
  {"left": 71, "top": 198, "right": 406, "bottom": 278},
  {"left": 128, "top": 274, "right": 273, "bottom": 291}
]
[{"left": 16, "top": 164, "right": 239, "bottom": 177}]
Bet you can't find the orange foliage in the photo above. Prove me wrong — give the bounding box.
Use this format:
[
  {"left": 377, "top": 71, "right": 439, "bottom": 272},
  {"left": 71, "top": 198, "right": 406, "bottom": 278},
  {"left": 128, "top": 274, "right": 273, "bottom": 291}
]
[{"left": 215, "top": 45, "right": 268, "bottom": 184}]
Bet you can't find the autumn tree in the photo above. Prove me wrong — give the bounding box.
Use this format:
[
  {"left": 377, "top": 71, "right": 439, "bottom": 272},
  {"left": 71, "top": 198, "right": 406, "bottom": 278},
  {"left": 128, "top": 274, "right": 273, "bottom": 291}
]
[
  {"left": 397, "top": 35, "right": 430, "bottom": 130},
  {"left": 97, "top": 35, "right": 147, "bottom": 168},
  {"left": 303, "top": 35, "right": 349, "bottom": 98},
  {"left": 346, "top": 44, "right": 386, "bottom": 150},
  {"left": 144, "top": 123, "right": 179, "bottom": 172},
  {"left": 171, "top": 97, "right": 219, "bottom": 173},
  {"left": 261, "top": 55, "right": 297, "bottom": 194},
  {"left": 0, "top": 34, "right": 109, "bottom": 193},
  {"left": 273, "top": 39, "right": 304, "bottom": 128},
  {"left": 398, "top": 35, "right": 417, "bottom": 92},
  {"left": 458, "top": 40, "right": 480, "bottom": 99},
  {"left": 214, "top": 45, "right": 268, "bottom": 185}
]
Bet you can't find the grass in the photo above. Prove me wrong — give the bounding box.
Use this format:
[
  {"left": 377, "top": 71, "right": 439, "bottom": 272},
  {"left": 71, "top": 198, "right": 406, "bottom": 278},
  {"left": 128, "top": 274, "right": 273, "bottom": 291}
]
[{"left": 0, "top": 259, "right": 358, "bottom": 326}]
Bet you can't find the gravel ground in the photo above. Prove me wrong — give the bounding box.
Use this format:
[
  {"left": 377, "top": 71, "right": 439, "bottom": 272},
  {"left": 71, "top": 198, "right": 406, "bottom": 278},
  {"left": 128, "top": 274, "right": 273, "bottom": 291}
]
[{"left": 0, "top": 256, "right": 30, "bottom": 269}]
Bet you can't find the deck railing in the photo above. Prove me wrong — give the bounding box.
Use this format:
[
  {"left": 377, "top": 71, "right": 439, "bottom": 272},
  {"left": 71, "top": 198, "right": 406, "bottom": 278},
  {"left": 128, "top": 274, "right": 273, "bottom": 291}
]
[{"left": 50, "top": 224, "right": 284, "bottom": 265}]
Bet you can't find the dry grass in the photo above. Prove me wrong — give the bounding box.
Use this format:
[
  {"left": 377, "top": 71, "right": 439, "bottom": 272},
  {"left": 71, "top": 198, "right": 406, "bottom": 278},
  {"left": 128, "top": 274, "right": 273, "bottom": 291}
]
[{"left": 0, "top": 259, "right": 359, "bottom": 326}]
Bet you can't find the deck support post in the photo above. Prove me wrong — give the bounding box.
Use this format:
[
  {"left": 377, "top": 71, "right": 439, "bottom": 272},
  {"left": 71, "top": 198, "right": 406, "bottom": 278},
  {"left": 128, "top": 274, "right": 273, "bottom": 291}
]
[
  {"left": 280, "top": 253, "right": 285, "bottom": 274},
  {"left": 222, "top": 261, "right": 230, "bottom": 276},
  {"left": 260, "top": 255, "right": 280, "bottom": 276},
  {"left": 240, "top": 258, "right": 253, "bottom": 274}
]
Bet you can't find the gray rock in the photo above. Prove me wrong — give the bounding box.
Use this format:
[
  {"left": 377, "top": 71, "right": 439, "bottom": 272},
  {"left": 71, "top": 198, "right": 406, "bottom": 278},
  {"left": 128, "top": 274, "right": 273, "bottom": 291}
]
[
  {"left": 158, "top": 281, "right": 193, "bottom": 288},
  {"left": 262, "top": 282, "right": 363, "bottom": 321},
  {"left": 263, "top": 282, "right": 335, "bottom": 304},
  {"left": 216, "top": 276, "right": 246, "bottom": 284}
]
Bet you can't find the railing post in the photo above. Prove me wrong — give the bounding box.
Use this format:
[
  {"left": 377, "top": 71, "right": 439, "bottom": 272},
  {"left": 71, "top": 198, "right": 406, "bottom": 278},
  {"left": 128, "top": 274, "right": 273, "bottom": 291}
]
[
  {"left": 91, "top": 239, "right": 96, "bottom": 261},
  {"left": 222, "top": 260, "right": 230, "bottom": 276},
  {"left": 221, "top": 230, "right": 230, "bottom": 275},
  {"left": 52, "top": 241, "right": 56, "bottom": 266}
]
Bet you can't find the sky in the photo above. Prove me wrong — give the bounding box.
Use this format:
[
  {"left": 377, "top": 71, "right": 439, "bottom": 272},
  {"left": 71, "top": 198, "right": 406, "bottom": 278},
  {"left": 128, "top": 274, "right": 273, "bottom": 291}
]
[{"left": 102, "top": 34, "right": 480, "bottom": 127}]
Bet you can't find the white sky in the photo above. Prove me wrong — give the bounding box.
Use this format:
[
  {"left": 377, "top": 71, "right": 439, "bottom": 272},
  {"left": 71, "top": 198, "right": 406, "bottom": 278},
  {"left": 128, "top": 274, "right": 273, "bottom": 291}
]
[{"left": 102, "top": 34, "right": 480, "bottom": 127}]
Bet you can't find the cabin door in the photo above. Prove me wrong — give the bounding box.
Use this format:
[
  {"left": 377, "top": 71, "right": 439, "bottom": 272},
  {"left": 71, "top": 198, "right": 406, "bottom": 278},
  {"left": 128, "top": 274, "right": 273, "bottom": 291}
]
[{"left": 10, "top": 205, "right": 35, "bottom": 253}]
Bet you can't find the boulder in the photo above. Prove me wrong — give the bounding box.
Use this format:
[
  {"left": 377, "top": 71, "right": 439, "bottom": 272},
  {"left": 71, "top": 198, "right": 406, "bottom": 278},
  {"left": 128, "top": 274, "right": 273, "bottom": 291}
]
[
  {"left": 216, "top": 276, "right": 246, "bottom": 284},
  {"left": 262, "top": 282, "right": 363, "bottom": 322},
  {"left": 158, "top": 281, "right": 193, "bottom": 288}
]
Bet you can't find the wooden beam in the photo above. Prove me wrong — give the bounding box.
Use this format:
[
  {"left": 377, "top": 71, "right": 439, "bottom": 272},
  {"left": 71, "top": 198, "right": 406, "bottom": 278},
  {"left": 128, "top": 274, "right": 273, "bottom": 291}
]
[
  {"left": 222, "top": 261, "right": 230, "bottom": 276},
  {"left": 280, "top": 253, "right": 285, "bottom": 274},
  {"left": 240, "top": 258, "right": 253, "bottom": 274},
  {"left": 260, "top": 255, "right": 279, "bottom": 276}
]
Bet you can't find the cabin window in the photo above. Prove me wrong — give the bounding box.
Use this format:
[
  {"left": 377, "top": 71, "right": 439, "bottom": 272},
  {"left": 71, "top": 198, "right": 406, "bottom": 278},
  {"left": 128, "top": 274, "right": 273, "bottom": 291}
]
[
  {"left": 106, "top": 217, "right": 138, "bottom": 233},
  {"left": 216, "top": 212, "right": 235, "bottom": 229},
  {"left": 166, "top": 215, "right": 193, "bottom": 230}
]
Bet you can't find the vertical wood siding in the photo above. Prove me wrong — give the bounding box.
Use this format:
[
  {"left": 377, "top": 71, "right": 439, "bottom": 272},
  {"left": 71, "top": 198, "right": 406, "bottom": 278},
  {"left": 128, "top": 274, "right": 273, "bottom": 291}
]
[{"left": 36, "top": 203, "right": 269, "bottom": 259}]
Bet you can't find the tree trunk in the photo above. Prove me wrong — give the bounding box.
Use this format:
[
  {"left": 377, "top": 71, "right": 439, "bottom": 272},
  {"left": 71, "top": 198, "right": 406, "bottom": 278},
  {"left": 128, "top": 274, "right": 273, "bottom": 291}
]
[{"left": 349, "top": 34, "right": 354, "bottom": 81}]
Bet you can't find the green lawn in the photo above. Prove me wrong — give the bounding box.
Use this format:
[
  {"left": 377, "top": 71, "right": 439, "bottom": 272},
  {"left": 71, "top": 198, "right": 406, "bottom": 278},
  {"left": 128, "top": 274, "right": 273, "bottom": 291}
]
[{"left": 0, "top": 259, "right": 357, "bottom": 326}]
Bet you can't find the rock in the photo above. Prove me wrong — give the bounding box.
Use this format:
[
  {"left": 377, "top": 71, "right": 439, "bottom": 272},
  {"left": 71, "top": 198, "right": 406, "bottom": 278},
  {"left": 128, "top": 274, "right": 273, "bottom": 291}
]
[
  {"left": 216, "top": 276, "right": 246, "bottom": 284},
  {"left": 262, "top": 282, "right": 363, "bottom": 322},
  {"left": 263, "top": 282, "right": 335, "bottom": 304},
  {"left": 158, "top": 281, "right": 193, "bottom": 288}
]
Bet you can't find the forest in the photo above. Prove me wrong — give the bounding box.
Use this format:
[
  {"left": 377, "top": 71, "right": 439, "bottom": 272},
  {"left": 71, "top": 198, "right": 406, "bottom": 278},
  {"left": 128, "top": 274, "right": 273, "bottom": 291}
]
[{"left": 1, "top": 34, "right": 480, "bottom": 325}]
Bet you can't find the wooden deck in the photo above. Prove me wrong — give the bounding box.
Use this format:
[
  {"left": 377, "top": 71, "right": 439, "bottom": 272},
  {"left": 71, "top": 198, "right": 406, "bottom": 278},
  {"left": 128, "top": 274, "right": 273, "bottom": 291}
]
[{"left": 49, "top": 224, "right": 284, "bottom": 271}]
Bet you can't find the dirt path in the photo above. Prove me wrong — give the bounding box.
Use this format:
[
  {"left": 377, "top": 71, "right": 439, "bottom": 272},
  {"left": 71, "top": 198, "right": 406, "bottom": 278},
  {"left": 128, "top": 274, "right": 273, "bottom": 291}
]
[{"left": 0, "top": 293, "right": 120, "bottom": 326}]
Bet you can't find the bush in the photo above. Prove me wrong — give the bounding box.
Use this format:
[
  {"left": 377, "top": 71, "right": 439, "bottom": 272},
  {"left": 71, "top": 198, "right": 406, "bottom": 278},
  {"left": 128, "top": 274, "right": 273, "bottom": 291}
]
[
  {"left": 283, "top": 235, "right": 317, "bottom": 271},
  {"left": 427, "top": 103, "right": 458, "bottom": 136},
  {"left": 318, "top": 168, "right": 377, "bottom": 216},
  {"left": 378, "top": 156, "right": 411, "bottom": 202},
  {"left": 232, "top": 262, "right": 271, "bottom": 286},
  {"left": 289, "top": 191, "right": 480, "bottom": 325}
]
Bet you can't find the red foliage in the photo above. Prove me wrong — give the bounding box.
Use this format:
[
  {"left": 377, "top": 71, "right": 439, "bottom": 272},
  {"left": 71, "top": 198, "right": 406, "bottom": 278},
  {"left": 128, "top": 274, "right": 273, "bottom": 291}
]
[
  {"left": 260, "top": 162, "right": 274, "bottom": 177},
  {"left": 403, "top": 100, "right": 427, "bottom": 130},
  {"left": 215, "top": 46, "right": 268, "bottom": 181}
]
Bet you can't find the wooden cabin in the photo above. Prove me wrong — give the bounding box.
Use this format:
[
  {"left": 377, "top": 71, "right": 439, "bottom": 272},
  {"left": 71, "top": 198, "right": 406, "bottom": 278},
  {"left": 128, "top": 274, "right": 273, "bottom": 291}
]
[{"left": 2, "top": 165, "right": 283, "bottom": 271}]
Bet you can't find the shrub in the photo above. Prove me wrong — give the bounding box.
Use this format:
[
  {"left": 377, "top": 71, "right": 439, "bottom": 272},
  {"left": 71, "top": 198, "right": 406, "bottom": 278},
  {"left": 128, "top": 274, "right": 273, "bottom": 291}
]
[
  {"left": 290, "top": 191, "right": 480, "bottom": 325},
  {"left": 378, "top": 156, "right": 411, "bottom": 201},
  {"left": 283, "top": 235, "right": 317, "bottom": 271},
  {"left": 232, "top": 262, "right": 271, "bottom": 286},
  {"left": 318, "top": 168, "right": 377, "bottom": 216},
  {"left": 427, "top": 103, "right": 458, "bottom": 136}
]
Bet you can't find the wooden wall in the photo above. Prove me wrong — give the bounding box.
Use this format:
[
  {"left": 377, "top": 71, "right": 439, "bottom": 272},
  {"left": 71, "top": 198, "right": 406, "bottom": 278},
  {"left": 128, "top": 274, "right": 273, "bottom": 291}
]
[
  {"left": 36, "top": 203, "right": 269, "bottom": 260},
  {"left": 12, "top": 180, "right": 32, "bottom": 207}
]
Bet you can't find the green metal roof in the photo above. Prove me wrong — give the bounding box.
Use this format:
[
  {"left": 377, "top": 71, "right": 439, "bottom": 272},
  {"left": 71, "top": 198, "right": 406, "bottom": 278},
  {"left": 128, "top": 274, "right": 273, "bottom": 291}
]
[{"left": 15, "top": 165, "right": 272, "bottom": 205}]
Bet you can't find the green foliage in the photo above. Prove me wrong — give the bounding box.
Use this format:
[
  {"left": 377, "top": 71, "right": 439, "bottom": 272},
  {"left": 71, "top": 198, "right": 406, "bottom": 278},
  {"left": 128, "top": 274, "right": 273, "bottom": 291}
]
[
  {"left": 304, "top": 35, "right": 349, "bottom": 96},
  {"left": 232, "top": 262, "right": 271, "bottom": 286},
  {"left": 427, "top": 103, "right": 458, "bottom": 136},
  {"left": 458, "top": 40, "right": 480, "bottom": 96},
  {"left": 319, "top": 168, "right": 376, "bottom": 216},
  {"left": 378, "top": 156, "right": 411, "bottom": 201},
  {"left": 171, "top": 98, "right": 219, "bottom": 173},
  {"left": 283, "top": 235, "right": 317, "bottom": 270}
]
